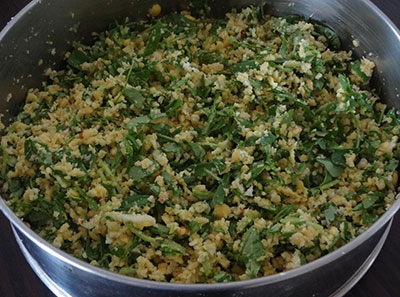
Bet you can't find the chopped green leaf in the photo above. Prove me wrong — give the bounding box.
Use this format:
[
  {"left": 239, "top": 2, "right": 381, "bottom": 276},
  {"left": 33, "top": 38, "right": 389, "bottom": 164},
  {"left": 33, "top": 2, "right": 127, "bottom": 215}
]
[
  {"left": 384, "top": 160, "right": 398, "bottom": 172},
  {"left": 230, "top": 60, "right": 258, "bottom": 73},
  {"left": 239, "top": 226, "right": 265, "bottom": 278},
  {"left": 162, "top": 143, "right": 184, "bottom": 159},
  {"left": 211, "top": 184, "right": 225, "bottom": 207},
  {"left": 127, "top": 116, "right": 151, "bottom": 129},
  {"left": 190, "top": 143, "right": 206, "bottom": 161},
  {"left": 317, "top": 157, "right": 344, "bottom": 178},
  {"left": 354, "top": 192, "right": 383, "bottom": 211},
  {"left": 144, "top": 21, "right": 164, "bottom": 56},
  {"left": 201, "top": 257, "right": 214, "bottom": 277},
  {"left": 189, "top": 221, "right": 201, "bottom": 235},
  {"left": 119, "top": 194, "right": 150, "bottom": 210},
  {"left": 123, "top": 87, "right": 145, "bottom": 108},
  {"left": 314, "top": 24, "right": 341, "bottom": 50},
  {"left": 149, "top": 223, "right": 170, "bottom": 237},
  {"left": 274, "top": 205, "right": 295, "bottom": 222},
  {"left": 67, "top": 49, "right": 89, "bottom": 70},
  {"left": 160, "top": 239, "right": 187, "bottom": 256},
  {"left": 193, "top": 186, "right": 213, "bottom": 200},
  {"left": 125, "top": 222, "right": 156, "bottom": 244},
  {"left": 213, "top": 271, "right": 235, "bottom": 283},
  {"left": 128, "top": 166, "right": 148, "bottom": 181},
  {"left": 352, "top": 60, "right": 370, "bottom": 82},
  {"left": 331, "top": 150, "right": 346, "bottom": 166},
  {"left": 324, "top": 203, "right": 338, "bottom": 225}
]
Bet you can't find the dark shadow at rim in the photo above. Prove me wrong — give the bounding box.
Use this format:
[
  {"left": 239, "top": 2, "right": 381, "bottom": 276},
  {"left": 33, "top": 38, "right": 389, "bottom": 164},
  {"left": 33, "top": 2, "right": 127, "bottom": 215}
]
[{"left": 0, "top": 0, "right": 400, "bottom": 291}]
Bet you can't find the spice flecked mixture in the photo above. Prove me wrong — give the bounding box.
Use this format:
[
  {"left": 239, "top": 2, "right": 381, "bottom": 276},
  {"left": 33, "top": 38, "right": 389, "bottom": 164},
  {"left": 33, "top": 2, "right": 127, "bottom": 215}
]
[{"left": 1, "top": 5, "right": 399, "bottom": 283}]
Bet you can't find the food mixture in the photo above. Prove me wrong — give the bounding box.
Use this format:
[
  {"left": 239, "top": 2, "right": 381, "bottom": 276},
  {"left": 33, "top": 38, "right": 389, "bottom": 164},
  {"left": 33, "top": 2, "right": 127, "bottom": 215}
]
[{"left": 1, "top": 4, "right": 399, "bottom": 283}]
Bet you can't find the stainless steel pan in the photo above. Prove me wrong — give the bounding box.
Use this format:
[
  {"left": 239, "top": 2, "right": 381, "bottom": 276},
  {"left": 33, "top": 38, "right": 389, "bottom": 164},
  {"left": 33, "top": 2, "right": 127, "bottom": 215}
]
[{"left": 0, "top": 1, "right": 399, "bottom": 296}]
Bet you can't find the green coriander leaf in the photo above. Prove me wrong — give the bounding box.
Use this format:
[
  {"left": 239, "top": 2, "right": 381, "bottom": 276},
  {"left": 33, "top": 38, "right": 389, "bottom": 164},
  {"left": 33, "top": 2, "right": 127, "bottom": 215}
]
[
  {"left": 317, "top": 157, "right": 344, "bottom": 178},
  {"left": 166, "top": 99, "right": 183, "bottom": 116},
  {"left": 237, "top": 214, "right": 255, "bottom": 233},
  {"left": 331, "top": 150, "right": 346, "bottom": 166},
  {"left": 247, "top": 161, "right": 266, "bottom": 184},
  {"left": 144, "top": 21, "right": 163, "bottom": 56},
  {"left": 261, "top": 133, "right": 277, "bottom": 146},
  {"left": 149, "top": 184, "right": 160, "bottom": 195},
  {"left": 119, "top": 194, "right": 151, "bottom": 210},
  {"left": 111, "top": 245, "right": 126, "bottom": 257},
  {"left": 189, "top": 143, "right": 206, "bottom": 161},
  {"left": 313, "top": 77, "right": 325, "bottom": 90},
  {"left": 324, "top": 203, "right": 338, "bottom": 225},
  {"left": 279, "top": 37, "right": 288, "bottom": 58},
  {"left": 149, "top": 223, "right": 170, "bottom": 237},
  {"left": 162, "top": 143, "right": 184, "bottom": 159},
  {"left": 338, "top": 74, "right": 351, "bottom": 93},
  {"left": 128, "top": 166, "right": 148, "bottom": 181},
  {"left": 269, "top": 89, "right": 314, "bottom": 118},
  {"left": 193, "top": 186, "right": 213, "bottom": 200},
  {"left": 201, "top": 257, "right": 214, "bottom": 277},
  {"left": 123, "top": 87, "right": 145, "bottom": 108},
  {"left": 26, "top": 208, "right": 51, "bottom": 228},
  {"left": 213, "top": 271, "right": 235, "bottom": 283},
  {"left": 385, "top": 108, "right": 400, "bottom": 128},
  {"left": 230, "top": 60, "right": 258, "bottom": 73},
  {"left": 211, "top": 184, "right": 225, "bottom": 207},
  {"left": 361, "top": 213, "right": 378, "bottom": 224},
  {"left": 196, "top": 50, "right": 222, "bottom": 64},
  {"left": 87, "top": 197, "right": 99, "bottom": 210},
  {"left": 283, "top": 14, "right": 306, "bottom": 24},
  {"left": 67, "top": 49, "right": 89, "bottom": 70},
  {"left": 160, "top": 239, "right": 187, "bottom": 256},
  {"left": 314, "top": 24, "right": 341, "bottom": 50},
  {"left": 239, "top": 226, "right": 265, "bottom": 278},
  {"left": 189, "top": 221, "right": 201, "bottom": 235},
  {"left": 362, "top": 193, "right": 381, "bottom": 209},
  {"left": 25, "top": 139, "right": 53, "bottom": 167},
  {"left": 354, "top": 192, "right": 383, "bottom": 211},
  {"left": 162, "top": 13, "right": 196, "bottom": 34},
  {"left": 384, "top": 160, "right": 398, "bottom": 172},
  {"left": 345, "top": 191, "right": 357, "bottom": 201},
  {"left": 161, "top": 171, "right": 174, "bottom": 184},
  {"left": 127, "top": 116, "right": 151, "bottom": 129},
  {"left": 125, "top": 223, "right": 156, "bottom": 244},
  {"left": 352, "top": 60, "right": 369, "bottom": 82},
  {"left": 76, "top": 187, "right": 99, "bottom": 210},
  {"left": 274, "top": 205, "right": 295, "bottom": 222}
]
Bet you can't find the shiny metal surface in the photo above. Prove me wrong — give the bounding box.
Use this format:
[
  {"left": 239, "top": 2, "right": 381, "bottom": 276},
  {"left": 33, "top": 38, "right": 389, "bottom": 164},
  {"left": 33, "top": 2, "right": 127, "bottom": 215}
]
[{"left": 0, "top": 0, "right": 400, "bottom": 296}]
